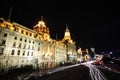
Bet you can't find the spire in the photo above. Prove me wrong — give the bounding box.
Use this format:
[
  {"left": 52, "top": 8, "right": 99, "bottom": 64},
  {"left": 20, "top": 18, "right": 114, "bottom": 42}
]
[
  {"left": 65, "top": 24, "right": 69, "bottom": 32},
  {"left": 41, "top": 16, "right": 43, "bottom": 21},
  {"left": 62, "top": 24, "right": 75, "bottom": 44},
  {"left": 64, "top": 24, "right": 71, "bottom": 40}
]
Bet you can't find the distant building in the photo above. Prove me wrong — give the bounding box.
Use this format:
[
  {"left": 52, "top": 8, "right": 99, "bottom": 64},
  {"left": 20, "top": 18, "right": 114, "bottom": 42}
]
[
  {"left": 77, "top": 47, "right": 89, "bottom": 62},
  {"left": 0, "top": 18, "right": 77, "bottom": 74},
  {"left": 61, "top": 24, "right": 77, "bottom": 63}
]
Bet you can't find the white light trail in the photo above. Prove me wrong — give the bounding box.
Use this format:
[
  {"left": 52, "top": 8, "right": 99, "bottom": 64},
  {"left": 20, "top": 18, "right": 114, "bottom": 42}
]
[
  {"left": 82, "top": 61, "right": 108, "bottom": 80},
  {"left": 18, "top": 61, "right": 108, "bottom": 80},
  {"left": 18, "top": 64, "right": 80, "bottom": 80}
]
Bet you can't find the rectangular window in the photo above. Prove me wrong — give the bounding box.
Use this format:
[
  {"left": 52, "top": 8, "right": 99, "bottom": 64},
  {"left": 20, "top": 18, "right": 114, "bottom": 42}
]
[
  {"left": 13, "top": 42, "right": 16, "bottom": 47},
  {"left": 2, "top": 40, "right": 6, "bottom": 44},
  {"left": 23, "top": 44, "right": 26, "bottom": 49},
  {"left": 27, "top": 51, "right": 29, "bottom": 56},
  {"left": 26, "top": 32, "right": 28, "bottom": 35},
  {"left": 31, "top": 52, "right": 33, "bottom": 56},
  {"left": 29, "top": 40, "right": 31, "bottom": 43},
  {"left": 0, "top": 48, "right": 4, "bottom": 54},
  {"left": 11, "top": 50, "right": 15, "bottom": 55},
  {"left": 23, "top": 51, "right": 25, "bottom": 56},
  {"left": 3, "top": 33, "right": 7, "bottom": 37},
  {"left": 32, "top": 46, "right": 34, "bottom": 50},
  {"left": 18, "top": 43, "right": 21, "bottom": 48},
  {"left": 38, "top": 47, "right": 40, "bottom": 51},
  {"left": 17, "top": 50, "right": 20, "bottom": 55},
  {"left": 28, "top": 45, "right": 30, "bottom": 49}
]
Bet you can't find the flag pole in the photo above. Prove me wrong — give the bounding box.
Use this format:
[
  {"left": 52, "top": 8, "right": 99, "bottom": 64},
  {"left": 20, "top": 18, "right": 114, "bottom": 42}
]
[{"left": 8, "top": 7, "right": 12, "bottom": 21}]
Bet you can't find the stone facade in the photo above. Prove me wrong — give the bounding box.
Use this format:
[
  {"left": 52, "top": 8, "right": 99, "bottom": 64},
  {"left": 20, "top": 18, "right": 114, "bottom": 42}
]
[{"left": 0, "top": 18, "right": 77, "bottom": 74}]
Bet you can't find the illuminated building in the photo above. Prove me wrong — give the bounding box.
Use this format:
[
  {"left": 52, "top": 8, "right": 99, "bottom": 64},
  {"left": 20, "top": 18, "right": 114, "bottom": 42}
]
[
  {"left": 77, "top": 47, "right": 90, "bottom": 62},
  {"left": 62, "top": 24, "right": 77, "bottom": 63},
  {"left": 0, "top": 17, "right": 77, "bottom": 74}
]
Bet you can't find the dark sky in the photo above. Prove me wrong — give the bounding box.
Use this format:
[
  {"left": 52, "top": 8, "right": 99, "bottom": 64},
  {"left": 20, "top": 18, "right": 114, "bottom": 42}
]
[{"left": 0, "top": 0, "right": 120, "bottom": 50}]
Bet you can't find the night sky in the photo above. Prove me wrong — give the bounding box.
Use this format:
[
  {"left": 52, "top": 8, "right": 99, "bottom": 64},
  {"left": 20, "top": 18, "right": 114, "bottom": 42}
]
[{"left": 0, "top": 0, "right": 120, "bottom": 51}]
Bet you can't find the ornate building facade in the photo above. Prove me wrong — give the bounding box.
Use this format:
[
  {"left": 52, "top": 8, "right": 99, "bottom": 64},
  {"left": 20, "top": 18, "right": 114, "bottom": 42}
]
[{"left": 0, "top": 17, "right": 77, "bottom": 74}]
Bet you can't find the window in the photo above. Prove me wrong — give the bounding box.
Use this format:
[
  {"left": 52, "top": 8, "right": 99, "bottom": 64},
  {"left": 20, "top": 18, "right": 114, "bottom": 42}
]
[
  {"left": 20, "top": 38, "right": 22, "bottom": 41},
  {"left": 2, "top": 40, "right": 6, "bottom": 44},
  {"left": 26, "top": 60, "right": 29, "bottom": 63},
  {"left": 26, "top": 32, "right": 28, "bottom": 35},
  {"left": 11, "top": 50, "right": 15, "bottom": 55},
  {"left": 17, "top": 60, "right": 19, "bottom": 63},
  {"left": 21, "top": 30, "right": 24, "bottom": 34},
  {"left": 14, "top": 36, "right": 17, "bottom": 40},
  {"left": 27, "top": 51, "right": 29, "bottom": 56},
  {"left": 38, "top": 47, "right": 40, "bottom": 51},
  {"left": 31, "top": 52, "right": 33, "bottom": 56},
  {"left": 17, "top": 50, "right": 20, "bottom": 55},
  {"left": 13, "top": 42, "right": 16, "bottom": 47},
  {"left": 23, "top": 44, "right": 26, "bottom": 49},
  {"left": 30, "top": 33, "right": 32, "bottom": 36},
  {"left": 28, "top": 45, "right": 30, "bottom": 49},
  {"left": 21, "top": 60, "right": 24, "bottom": 63},
  {"left": 23, "top": 51, "right": 25, "bottom": 56},
  {"left": 32, "top": 46, "right": 34, "bottom": 50},
  {"left": 3, "top": 33, "right": 7, "bottom": 37},
  {"left": 0, "top": 48, "right": 4, "bottom": 54},
  {"left": 29, "top": 40, "right": 31, "bottom": 43},
  {"left": 18, "top": 43, "right": 22, "bottom": 48},
  {"left": 25, "top": 39, "right": 27, "bottom": 42}
]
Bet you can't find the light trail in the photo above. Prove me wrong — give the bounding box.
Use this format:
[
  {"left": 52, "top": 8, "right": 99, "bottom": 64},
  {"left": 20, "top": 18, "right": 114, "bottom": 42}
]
[
  {"left": 17, "top": 64, "right": 80, "bottom": 80},
  {"left": 82, "top": 61, "right": 108, "bottom": 80},
  {"left": 18, "top": 61, "right": 108, "bottom": 80}
]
